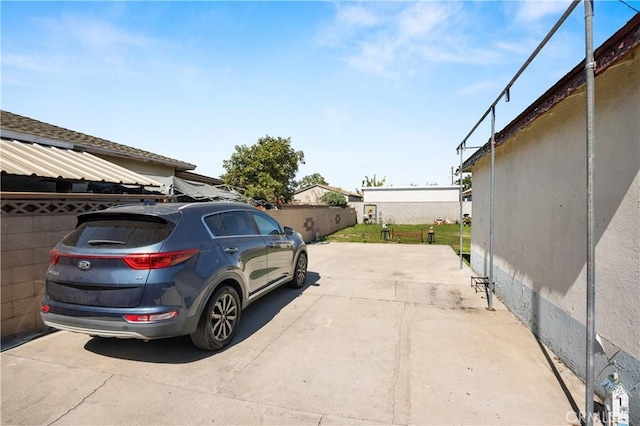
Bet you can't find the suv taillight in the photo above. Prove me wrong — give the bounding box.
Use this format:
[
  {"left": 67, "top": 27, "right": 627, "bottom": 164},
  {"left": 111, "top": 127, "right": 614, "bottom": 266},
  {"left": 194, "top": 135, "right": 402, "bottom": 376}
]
[
  {"left": 50, "top": 249, "right": 60, "bottom": 265},
  {"left": 122, "top": 249, "right": 199, "bottom": 270},
  {"left": 123, "top": 310, "right": 178, "bottom": 323}
]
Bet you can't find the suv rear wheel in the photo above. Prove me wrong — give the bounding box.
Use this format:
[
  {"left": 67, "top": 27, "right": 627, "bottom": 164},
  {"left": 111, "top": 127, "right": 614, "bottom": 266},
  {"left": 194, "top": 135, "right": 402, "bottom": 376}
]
[{"left": 191, "top": 285, "right": 241, "bottom": 351}]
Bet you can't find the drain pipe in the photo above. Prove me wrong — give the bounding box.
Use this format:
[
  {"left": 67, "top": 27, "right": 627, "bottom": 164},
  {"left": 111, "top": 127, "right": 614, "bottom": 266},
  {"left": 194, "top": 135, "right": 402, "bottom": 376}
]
[{"left": 584, "top": 0, "right": 596, "bottom": 424}]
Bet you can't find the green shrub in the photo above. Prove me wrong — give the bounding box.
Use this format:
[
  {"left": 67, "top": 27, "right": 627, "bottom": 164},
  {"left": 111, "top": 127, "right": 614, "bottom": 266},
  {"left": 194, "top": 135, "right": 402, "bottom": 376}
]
[{"left": 322, "top": 191, "right": 347, "bottom": 207}]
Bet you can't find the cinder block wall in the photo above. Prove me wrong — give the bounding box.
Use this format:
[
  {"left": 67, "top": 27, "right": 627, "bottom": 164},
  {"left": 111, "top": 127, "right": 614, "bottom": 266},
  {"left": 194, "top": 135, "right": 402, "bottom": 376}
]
[
  {"left": 0, "top": 203, "right": 356, "bottom": 340},
  {"left": 270, "top": 206, "right": 357, "bottom": 242},
  {"left": 1, "top": 214, "right": 76, "bottom": 339}
]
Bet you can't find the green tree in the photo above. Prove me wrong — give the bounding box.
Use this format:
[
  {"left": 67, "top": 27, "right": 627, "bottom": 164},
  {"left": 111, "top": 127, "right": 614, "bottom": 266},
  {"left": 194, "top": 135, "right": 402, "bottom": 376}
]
[
  {"left": 222, "top": 135, "right": 305, "bottom": 202},
  {"left": 322, "top": 191, "right": 347, "bottom": 207},
  {"left": 455, "top": 174, "right": 472, "bottom": 191},
  {"left": 298, "top": 173, "right": 328, "bottom": 189},
  {"left": 362, "top": 174, "right": 387, "bottom": 187}
]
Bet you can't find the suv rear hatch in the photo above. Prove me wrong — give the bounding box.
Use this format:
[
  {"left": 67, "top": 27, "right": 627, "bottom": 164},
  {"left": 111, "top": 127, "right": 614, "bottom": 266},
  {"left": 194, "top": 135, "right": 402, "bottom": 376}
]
[{"left": 47, "top": 212, "right": 175, "bottom": 308}]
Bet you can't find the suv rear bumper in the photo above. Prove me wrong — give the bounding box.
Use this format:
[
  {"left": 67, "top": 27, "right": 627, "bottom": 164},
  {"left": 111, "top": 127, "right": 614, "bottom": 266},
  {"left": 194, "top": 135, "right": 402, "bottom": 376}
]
[
  {"left": 43, "top": 317, "right": 150, "bottom": 339},
  {"left": 41, "top": 310, "right": 198, "bottom": 340}
]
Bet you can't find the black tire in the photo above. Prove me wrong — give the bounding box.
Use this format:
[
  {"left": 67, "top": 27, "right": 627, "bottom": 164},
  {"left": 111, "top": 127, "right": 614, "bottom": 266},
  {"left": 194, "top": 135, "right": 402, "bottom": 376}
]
[
  {"left": 288, "top": 252, "right": 307, "bottom": 289},
  {"left": 190, "top": 285, "right": 241, "bottom": 351}
]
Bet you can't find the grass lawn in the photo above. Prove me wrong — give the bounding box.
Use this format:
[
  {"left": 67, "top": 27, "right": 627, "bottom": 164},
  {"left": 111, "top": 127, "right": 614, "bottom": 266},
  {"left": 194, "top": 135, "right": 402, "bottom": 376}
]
[{"left": 325, "top": 223, "right": 471, "bottom": 255}]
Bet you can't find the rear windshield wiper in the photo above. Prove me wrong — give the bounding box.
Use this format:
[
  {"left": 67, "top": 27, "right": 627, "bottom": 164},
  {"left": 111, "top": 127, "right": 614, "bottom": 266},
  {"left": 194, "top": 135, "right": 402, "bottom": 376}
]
[{"left": 87, "top": 239, "right": 127, "bottom": 245}]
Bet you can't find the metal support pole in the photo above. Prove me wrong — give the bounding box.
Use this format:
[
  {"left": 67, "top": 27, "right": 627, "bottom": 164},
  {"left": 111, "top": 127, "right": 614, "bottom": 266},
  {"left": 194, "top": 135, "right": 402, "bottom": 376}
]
[
  {"left": 454, "top": 1, "right": 580, "bottom": 299},
  {"left": 459, "top": 146, "right": 464, "bottom": 269},
  {"left": 584, "top": 0, "right": 596, "bottom": 424},
  {"left": 488, "top": 106, "right": 496, "bottom": 310}
]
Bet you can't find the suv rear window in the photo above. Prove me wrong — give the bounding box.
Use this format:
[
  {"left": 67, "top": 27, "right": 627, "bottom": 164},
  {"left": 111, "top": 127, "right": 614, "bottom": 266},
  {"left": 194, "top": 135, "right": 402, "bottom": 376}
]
[{"left": 62, "top": 218, "right": 171, "bottom": 249}]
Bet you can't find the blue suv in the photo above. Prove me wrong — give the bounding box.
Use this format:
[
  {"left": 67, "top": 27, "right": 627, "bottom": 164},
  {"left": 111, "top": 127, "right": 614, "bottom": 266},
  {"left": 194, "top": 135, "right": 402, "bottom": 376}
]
[{"left": 41, "top": 202, "right": 308, "bottom": 350}]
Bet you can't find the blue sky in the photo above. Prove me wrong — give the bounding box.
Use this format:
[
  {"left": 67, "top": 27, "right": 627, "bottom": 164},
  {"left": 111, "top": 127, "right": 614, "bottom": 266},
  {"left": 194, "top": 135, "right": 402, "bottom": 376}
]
[{"left": 2, "top": 1, "right": 638, "bottom": 192}]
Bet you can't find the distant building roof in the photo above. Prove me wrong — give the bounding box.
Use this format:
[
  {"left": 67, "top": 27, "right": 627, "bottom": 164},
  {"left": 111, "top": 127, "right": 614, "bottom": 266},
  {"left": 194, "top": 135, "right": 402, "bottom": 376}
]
[
  {"left": 295, "top": 184, "right": 362, "bottom": 198},
  {"left": 361, "top": 185, "right": 459, "bottom": 202},
  {"left": 0, "top": 110, "right": 196, "bottom": 171},
  {"left": 361, "top": 185, "right": 460, "bottom": 191}
]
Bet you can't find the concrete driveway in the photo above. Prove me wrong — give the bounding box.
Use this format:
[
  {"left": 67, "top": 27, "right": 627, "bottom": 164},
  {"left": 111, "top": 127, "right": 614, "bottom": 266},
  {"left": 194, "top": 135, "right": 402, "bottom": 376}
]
[{"left": 2, "top": 243, "right": 587, "bottom": 425}]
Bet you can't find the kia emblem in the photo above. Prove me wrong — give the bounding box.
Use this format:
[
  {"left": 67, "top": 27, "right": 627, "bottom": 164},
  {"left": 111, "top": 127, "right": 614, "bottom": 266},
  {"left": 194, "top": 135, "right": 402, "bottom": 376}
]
[{"left": 78, "top": 260, "right": 92, "bottom": 271}]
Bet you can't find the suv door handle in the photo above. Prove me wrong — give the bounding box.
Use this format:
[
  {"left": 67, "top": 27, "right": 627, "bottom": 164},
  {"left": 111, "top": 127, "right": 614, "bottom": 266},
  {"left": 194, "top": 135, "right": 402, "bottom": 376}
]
[
  {"left": 266, "top": 243, "right": 277, "bottom": 249},
  {"left": 224, "top": 246, "right": 239, "bottom": 253}
]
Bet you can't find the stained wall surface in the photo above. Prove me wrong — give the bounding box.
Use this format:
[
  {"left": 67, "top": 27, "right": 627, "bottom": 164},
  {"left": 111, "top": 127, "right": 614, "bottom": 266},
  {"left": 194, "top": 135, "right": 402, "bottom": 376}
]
[{"left": 469, "top": 49, "right": 639, "bottom": 421}]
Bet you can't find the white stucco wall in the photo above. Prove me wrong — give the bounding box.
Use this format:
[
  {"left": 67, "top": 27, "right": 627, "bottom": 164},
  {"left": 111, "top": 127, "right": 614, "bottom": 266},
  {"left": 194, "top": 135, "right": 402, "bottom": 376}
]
[
  {"left": 469, "top": 49, "right": 639, "bottom": 418},
  {"left": 362, "top": 186, "right": 460, "bottom": 202},
  {"left": 350, "top": 201, "right": 471, "bottom": 225}
]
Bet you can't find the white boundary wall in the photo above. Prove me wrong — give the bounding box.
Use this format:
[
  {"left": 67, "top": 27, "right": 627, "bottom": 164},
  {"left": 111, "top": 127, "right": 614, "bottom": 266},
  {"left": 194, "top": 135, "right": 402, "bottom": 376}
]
[
  {"left": 350, "top": 201, "right": 471, "bottom": 224},
  {"left": 362, "top": 186, "right": 460, "bottom": 202}
]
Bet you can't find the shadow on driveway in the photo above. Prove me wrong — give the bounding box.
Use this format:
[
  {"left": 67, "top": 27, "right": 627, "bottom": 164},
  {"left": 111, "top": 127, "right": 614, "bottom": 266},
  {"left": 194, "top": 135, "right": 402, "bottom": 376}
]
[{"left": 82, "top": 271, "right": 321, "bottom": 364}]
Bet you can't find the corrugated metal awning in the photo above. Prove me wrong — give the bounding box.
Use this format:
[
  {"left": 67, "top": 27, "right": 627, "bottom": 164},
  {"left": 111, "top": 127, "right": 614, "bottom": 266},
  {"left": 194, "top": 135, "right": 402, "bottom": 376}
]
[
  {"left": 0, "top": 139, "right": 161, "bottom": 186},
  {"left": 171, "top": 176, "right": 243, "bottom": 201}
]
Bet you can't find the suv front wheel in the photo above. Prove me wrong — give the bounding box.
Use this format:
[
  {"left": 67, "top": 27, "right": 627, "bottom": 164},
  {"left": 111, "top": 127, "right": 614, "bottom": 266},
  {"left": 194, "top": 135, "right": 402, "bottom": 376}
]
[
  {"left": 288, "top": 252, "right": 307, "bottom": 289},
  {"left": 191, "top": 285, "right": 241, "bottom": 351}
]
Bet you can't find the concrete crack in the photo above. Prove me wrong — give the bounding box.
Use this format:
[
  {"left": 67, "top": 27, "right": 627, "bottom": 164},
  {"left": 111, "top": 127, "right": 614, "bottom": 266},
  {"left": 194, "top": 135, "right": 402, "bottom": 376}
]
[
  {"left": 48, "top": 374, "right": 114, "bottom": 425},
  {"left": 392, "top": 302, "right": 408, "bottom": 425}
]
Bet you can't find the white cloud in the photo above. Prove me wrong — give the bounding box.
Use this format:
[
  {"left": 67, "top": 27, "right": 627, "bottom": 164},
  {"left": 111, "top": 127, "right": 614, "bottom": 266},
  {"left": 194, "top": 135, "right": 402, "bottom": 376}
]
[
  {"left": 38, "top": 13, "right": 161, "bottom": 51},
  {"left": 316, "top": 3, "right": 380, "bottom": 47},
  {"left": 494, "top": 40, "right": 534, "bottom": 56},
  {"left": 457, "top": 80, "right": 496, "bottom": 96},
  {"left": 1, "top": 52, "right": 58, "bottom": 73},
  {"left": 5, "top": 13, "right": 177, "bottom": 81},
  {"left": 346, "top": 35, "right": 398, "bottom": 78},
  {"left": 397, "top": 2, "right": 458, "bottom": 40},
  {"left": 515, "top": 0, "right": 573, "bottom": 23},
  {"left": 336, "top": 4, "right": 379, "bottom": 28},
  {"left": 321, "top": 1, "right": 511, "bottom": 79}
]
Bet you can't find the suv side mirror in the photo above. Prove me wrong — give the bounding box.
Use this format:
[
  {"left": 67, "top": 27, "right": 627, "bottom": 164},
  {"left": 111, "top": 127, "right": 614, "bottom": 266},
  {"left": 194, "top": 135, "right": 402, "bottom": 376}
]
[{"left": 284, "top": 226, "right": 294, "bottom": 236}]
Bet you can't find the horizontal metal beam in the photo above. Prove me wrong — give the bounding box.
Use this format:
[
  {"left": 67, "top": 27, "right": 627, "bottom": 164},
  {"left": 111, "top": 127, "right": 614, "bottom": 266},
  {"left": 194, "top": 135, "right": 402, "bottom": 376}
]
[{"left": 455, "top": 0, "right": 581, "bottom": 152}]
